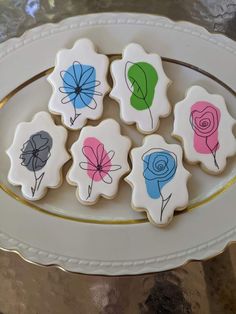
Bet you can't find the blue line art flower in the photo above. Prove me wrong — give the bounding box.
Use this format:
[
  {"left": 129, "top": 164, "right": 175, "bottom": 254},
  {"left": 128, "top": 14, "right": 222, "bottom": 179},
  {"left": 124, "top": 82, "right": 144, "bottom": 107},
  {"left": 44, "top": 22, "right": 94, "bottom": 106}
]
[
  {"left": 20, "top": 131, "right": 52, "bottom": 197},
  {"left": 142, "top": 148, "right": 177, "bottom": 221},
  {"left": 59, "top": 61, "right": 102, "bottom": 126}
]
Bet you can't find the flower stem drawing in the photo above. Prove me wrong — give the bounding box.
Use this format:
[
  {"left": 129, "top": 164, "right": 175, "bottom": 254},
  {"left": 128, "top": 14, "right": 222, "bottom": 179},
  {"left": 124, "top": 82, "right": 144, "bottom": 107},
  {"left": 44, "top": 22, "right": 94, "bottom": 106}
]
[
  {"left": 70, "top": 106, "right": 81, "bottom": 126},
  {"left": 31, "top": 166, "right": 45, "bottom": 197},
  {"left": 125, "top": 61, "right": 158, "bottom": 130},
  {"left": 20, "top": 131, "right": 52, "bottom": 197},
  {"left": 129, "top": 74, "right": 154, "bottom": 129},
  {"left": 79, "top": 137, "right": 121, "bottom": 200},
  {"left": 157, "top": 181, "right": 172, "bottom": 222},
  {"left": 59, "top": 61, "right": 102, "bottom": 126},
  {"left": 87, "top": 170, "right": 97, "bottom": 200},
  {"left": 205, "top": 137, "right": 219, "bottom": 169}
]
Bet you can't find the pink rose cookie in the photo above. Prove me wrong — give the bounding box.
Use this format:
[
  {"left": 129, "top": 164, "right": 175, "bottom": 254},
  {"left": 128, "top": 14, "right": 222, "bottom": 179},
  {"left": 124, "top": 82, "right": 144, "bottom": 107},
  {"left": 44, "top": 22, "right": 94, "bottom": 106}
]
[
  {"left": 7, "top": 112, "right": 70, "bottom": 201},
  {"left": 125, "top": 135, "right": 190, "bottom": 227},
  {"left": 48, "top": 38, "right": 110, "bottom": 130},
  {"left": 67, "top": 119, "right": 131, "bottom": 205},
  {"left": 110, "top": 43, "right": 171, "bottom": 134},
  {"left": 173, "top": 86, "right": 236, "bottom": 174}
]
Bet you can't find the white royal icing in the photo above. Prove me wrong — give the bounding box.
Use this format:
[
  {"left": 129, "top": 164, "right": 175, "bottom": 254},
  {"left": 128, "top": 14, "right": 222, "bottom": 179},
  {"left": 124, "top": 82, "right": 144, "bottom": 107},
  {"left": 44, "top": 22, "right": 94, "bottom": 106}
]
[
  {"left": 173, "top": 86, "right": 236, "bottom": 174},
  {"left": 7, "top": 112, "right": 70, "bottom": 201},
  {"left": 125, "top": 135, "right": 190, "bottom": 227},
  {"left": 67, "top": 119, "right": 131, "bottom": 205},
  {"left": 48, "top": 38, "right": 110, "bottom": 130},
  {"left": 110, "top": 43, "right": 171, "bottom": 134}
]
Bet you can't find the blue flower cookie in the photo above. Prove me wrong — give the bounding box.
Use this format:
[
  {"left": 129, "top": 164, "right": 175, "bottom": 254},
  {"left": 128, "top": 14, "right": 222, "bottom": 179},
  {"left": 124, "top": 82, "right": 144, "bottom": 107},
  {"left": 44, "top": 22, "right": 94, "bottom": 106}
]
[
  {"left": 48, "top": 38, "right": 109, "bottom": 130},
  {"left": 125, "top": 135, "right": 190, "bottom": 227}
]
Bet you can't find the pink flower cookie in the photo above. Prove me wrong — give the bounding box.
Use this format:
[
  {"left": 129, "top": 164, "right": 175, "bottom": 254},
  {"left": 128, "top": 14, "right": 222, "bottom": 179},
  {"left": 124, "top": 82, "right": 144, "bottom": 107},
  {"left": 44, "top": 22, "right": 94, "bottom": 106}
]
[
  {"left": 110, "top": 43, "right": 171, "bottom": 134},
  {"left": 67, "top": 119, "right": 131, "bottom": 205},
  {"left": 173, "top": 86, "right": 236, "bottom": 174},
  {"left": 48, "top": 38, "right": 110, "bottom": 130},
  {"left": 125, "top": 135, "right": 190, "bottom": 227}
]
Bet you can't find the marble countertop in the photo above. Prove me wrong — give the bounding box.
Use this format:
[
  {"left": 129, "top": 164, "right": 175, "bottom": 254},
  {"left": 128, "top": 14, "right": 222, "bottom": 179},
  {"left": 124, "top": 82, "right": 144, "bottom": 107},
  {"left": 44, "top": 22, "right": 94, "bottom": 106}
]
[{"left": 0, "top": 1, "right": 236, "bottom": 313}]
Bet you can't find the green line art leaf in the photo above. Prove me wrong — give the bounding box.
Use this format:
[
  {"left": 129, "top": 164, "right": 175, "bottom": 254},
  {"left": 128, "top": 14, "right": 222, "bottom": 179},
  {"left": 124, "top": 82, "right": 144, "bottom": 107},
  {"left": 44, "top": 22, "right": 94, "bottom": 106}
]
[
  {"left": 125, "top": 61, "right": 158, "bottom": 130},
  {"left": 125, "top": 62, "right": 158, "bottom": 110}
]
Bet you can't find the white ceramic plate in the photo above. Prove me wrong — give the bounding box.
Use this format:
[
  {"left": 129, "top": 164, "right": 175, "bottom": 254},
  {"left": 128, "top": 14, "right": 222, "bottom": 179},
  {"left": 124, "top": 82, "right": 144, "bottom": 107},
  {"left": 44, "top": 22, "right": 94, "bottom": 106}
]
[{"left": 0, "top": 13, "right": 236, "bottom": 275}]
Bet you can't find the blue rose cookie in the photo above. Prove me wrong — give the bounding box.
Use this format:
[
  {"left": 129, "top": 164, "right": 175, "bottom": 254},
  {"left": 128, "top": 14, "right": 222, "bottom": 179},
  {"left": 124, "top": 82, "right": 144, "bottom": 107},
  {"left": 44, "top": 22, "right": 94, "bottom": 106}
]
[{"left": 125, "top": 135, "right": 190, "bottom": 227}]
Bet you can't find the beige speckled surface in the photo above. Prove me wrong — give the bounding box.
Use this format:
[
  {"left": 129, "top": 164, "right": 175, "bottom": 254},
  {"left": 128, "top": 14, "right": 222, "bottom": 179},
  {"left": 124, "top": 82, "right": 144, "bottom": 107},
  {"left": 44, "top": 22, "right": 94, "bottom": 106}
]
[
  {"left": 0, "top": 247, "right": 211, "bottom": 313},
  {"left": 1, "top": 245, "right": 236, "bottom": 313},
  {"left": 1, "top": 1, "right": 236, "bottom": 313}
]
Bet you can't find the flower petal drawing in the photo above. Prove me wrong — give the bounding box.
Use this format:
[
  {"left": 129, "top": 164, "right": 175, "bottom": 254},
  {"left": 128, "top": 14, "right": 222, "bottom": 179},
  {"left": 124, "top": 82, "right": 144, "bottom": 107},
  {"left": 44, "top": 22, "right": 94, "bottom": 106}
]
[
  {"left": 80, "top": 66, "right": 95, "bottom": 86},
  {"left": 190, "top": 102, "right": 220, "bottom": 169},
  {"left": 83, "top": 90, "right": 103, "bottom": 97},
  {"left": 59, "top": 86, "right": 76, "bottom": 94},
  {"left": 22, "top": 139, "right": 35, "bottom": 152},
  {"left": 37, "top": 146, "right": 51, "bottom": 161},
  {"left": 82, "top": 80, "right": 101, "bottom": 90},
  {"left": 35, "top": 157, "right": 48, "bottom": 170},
  {"left": 102, "top": 150, "right": 115, "bottom": 166},
  {"left": 20, "top": 154, "right": 33, "bottom": 167},
  {"left": 79, "top": 162, "right": 96, "bottom": 171},
  {"left": 82, "top": 145, "right": 98, "bottom": 166},
  {"left": 96, "top": 143, "right": 105, "bottom": 164},
  {"left": 143, "top": 167, "right": 159, "bottom": 181},
  {"left": 103, "top": 164, "right": 121, "bottom": 171},
  {"left": 60, "top": 70, "right": 77, "bottom": 88},
  {"left": 32, "top": 134, "right": 49, "bottom": 150},
  {"left": 19, "top": 130, "right": 53, "bottom": 197},
  {"left": 99, "top": 171, "right": 112, "bottom": 184},
  {"left": 79, "top": 93, "right": 97, "bottom": 110},
  {"left": 72, "top": 61, "right": 83, "bottom": 85},
  {"left": 79, "top": 137, "right": 122, "bottom": 199},
  {"left": 61, "top": 93, "right": 77, "bottom": 104},
  {"left": 59, "top": 61, "right": 103, "bottom": 126},
  {"left": 190, "top": 105, "right": 219, "bottom": 137}
]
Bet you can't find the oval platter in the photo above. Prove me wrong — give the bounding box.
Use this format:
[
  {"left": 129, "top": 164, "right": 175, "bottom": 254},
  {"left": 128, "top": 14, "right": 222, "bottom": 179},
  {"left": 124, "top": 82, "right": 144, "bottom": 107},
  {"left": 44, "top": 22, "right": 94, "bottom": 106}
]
[{"left": 0, "top": 13, "right": 236, "bottom": 275}]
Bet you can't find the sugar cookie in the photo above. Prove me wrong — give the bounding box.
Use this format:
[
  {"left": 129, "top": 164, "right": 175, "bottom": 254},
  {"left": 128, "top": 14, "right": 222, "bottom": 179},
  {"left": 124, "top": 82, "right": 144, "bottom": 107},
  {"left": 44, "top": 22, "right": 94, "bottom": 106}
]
[
  {"left": 7, "top": 112, "right": 70, "bottom": 200},
  {"left": 173, "top": 86, "right": 236, "bottom": 174},
  {"left": 125, "top": 135, "right": 190, "bottom": 227},
  {"left": 48, "top": 38, "right": 110, "bottom": 130},
  {"left": 110, "top": 43, "right": 171, "bottom": 134},
  {"left": 67, "top": 119, "right": 131, "bottom": 204}
]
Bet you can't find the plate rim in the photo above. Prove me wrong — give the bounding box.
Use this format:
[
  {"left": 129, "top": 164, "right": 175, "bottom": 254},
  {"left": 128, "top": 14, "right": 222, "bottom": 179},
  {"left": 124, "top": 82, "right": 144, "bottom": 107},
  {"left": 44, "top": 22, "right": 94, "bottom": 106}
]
[{"left": 1, "top": 12, "right": 236, "bottom": 275}]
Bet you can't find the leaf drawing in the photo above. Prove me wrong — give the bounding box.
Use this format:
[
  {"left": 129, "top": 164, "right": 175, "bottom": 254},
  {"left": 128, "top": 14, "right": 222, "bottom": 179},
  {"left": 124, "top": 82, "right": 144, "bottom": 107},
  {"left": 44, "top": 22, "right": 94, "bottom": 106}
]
[{"left": 125, "top": 61, "right": 158, "bottom": 130}]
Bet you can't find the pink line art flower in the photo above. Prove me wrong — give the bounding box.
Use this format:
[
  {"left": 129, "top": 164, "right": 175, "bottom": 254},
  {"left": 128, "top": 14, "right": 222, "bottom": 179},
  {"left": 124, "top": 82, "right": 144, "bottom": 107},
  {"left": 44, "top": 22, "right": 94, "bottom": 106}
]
[
  {"left": 79, "top": 137, "right": 121, "bottom": 199},
  {"left": 190, "top": 102, "right": 221, "bottom": 169}
]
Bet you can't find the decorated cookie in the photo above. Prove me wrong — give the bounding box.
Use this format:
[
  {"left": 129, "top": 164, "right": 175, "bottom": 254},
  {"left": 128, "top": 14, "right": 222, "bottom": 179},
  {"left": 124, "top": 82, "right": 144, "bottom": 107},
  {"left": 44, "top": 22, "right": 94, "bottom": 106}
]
[
  {"left": 7, "top": 112, "right": 70, "bottom": 201},
  {"left": 67, "top": 119, "right": 131, "bottom": 204},
  {"left": 48, "top": 38, "right": 110, "bottom": 130},
  {"left": 173, "top": 86, "right": 236, "bottom": 174},
  {"left": 110, "top": 43, "right": 171, "bottom": 134},
  {"left": 125, "top": 135, "right": 190, "bottom": 227}
]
